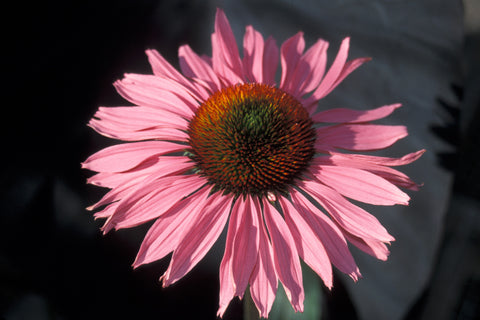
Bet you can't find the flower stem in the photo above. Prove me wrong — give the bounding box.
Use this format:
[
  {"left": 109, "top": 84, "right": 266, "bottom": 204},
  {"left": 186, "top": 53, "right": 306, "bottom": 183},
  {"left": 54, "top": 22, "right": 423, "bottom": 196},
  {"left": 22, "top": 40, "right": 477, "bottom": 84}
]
[{"left": 244, "top": 288, "right": 259, "bottom": 320}]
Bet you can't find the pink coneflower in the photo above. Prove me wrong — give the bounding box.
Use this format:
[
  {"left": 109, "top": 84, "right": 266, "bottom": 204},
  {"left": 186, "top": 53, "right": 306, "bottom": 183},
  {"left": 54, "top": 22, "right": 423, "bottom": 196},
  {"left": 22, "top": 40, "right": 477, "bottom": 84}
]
[{"left": 83, "top": 8, "right": 423, "bottom": 318}]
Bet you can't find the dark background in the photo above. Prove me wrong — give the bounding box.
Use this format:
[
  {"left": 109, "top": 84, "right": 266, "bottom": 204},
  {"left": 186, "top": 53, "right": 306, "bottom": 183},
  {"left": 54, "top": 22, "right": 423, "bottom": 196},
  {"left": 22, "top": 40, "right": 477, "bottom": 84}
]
[{"left": 1, "top": 0, "right": 479, "bottom": 319}]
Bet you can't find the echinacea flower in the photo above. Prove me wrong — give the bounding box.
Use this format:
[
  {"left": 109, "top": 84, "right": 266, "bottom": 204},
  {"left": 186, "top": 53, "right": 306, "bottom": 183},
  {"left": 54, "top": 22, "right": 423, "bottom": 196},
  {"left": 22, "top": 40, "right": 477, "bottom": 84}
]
[{"left": 83, "top": 8, "right": 423, "bottom": 318}]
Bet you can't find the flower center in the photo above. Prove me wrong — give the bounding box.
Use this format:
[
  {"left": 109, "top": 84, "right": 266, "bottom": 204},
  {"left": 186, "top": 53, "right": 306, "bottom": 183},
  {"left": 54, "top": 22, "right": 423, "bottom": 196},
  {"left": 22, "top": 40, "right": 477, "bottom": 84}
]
[{"left": 188, "top": 83, "right": 316, "bottom": 196}]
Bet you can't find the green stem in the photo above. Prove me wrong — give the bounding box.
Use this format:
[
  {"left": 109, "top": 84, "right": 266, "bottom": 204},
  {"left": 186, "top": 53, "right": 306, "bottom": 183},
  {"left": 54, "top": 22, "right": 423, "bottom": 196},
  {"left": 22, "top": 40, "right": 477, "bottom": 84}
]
[{"left": 244, "top": 288, "right": 260, "bottom": 320}]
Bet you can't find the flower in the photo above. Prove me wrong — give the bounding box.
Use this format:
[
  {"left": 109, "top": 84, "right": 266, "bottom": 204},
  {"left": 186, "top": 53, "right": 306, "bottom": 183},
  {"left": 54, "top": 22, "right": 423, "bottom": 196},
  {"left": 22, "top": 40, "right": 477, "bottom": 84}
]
[{"left": 83, "top": 8, "right": 423, "bottom": 318}]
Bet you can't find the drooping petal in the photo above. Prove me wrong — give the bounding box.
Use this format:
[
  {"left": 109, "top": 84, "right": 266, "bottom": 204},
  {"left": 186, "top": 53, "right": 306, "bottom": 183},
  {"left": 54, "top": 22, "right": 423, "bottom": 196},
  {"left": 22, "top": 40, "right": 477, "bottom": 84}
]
[
  {"left": 290, "top": 189, "right": 361, "bottom": 280},
  {"left": 103, "top": 174, "right": 206, "bottom": 231},
  {"left": 343, "top": 232, "right": 391, "bottom": 261},
  {"left": 82, "top": 141, "right": 185, "bottom": 173},
  {"left": 316, "top": 153, "right": 423, "bottom": 190},
  {"left": 280, "top": 196, "right": 333, "bottom": 289},
  {"left": 87, "top": 157, "right": 193, "bottom": 211},
  {"left": 218, "top": 197, "right": 242, "bottom": 317},
  {"left": 312, "top": 103, "right": 401, "bottom": 124},
  {"left": 161, "top": 192, "right": 234, "bottom": 286},
  {"left": 309, "top": 164, "right": 410, "bottom": 206},
  {"left": 249, "top": 204, "right": 278, "bottom": 318},
  {"left": 315, "top": 124, "right": 408, "bottom": 151},
  {"left": 299, "top": 179, "right": 394, "bottom": 242},
  {"left": 279, "top": 32, "right": 305, "bottom": 90},
  {"left": 133, "top": 185, "right": 212, "bottom": 267},
  {"left": 328, "top": 149, "right": 426, "bottom": 167},
  {"left": 263, "top": 199, "right": 304, "bottom": 313},
  {"left": 231, "top": 196, "right": 260, "bottom": 297}
]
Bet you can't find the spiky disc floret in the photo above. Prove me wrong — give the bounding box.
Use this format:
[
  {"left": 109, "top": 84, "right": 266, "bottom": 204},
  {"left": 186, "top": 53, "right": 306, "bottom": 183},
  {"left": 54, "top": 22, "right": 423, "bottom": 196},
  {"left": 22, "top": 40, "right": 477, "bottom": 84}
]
[{"left": 188, "top": 83, "right": 316, "bottom": 196}]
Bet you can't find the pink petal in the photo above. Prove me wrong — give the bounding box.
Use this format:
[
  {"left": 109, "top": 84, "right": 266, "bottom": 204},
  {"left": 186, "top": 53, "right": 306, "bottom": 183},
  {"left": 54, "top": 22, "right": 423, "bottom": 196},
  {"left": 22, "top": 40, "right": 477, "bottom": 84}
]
[
  {"left": 161, "top": 192, "right": 234, "bottom": 286},
  {"left": 308, "top": 37, "right": 350, "bottom": 101},
  {"left": 318, "top": 153, "right": 422, "bottom": 190},
  {"left": 290, "top": 189, "right": 361, "bottom": 280},
  {"left": 309, "top": 164, "right": 410, "bottom": 206},
  {"left": 87, "top": 156, "right": 190, "bottom": 189},
  {"left": 263, "top": 199, "right": 304, "bottom": 313},
  {"left": 343, "top": 232, "right": 391, "bottom": 261},
  {"left": 212, "top": 9, "right": 244, "bottom": 84},
  {"left": 315, "top": 124, "right": 408, "bottom": 151},
  {"left": 103, "top": 174, "right": 206, "bottom": 231},
  {"left": 249, "top": 204, "right": 278, "bottom": 318},
  {"left": 262, "top": 36, "right": 279, "bottom": 86},
  {"left": 133, "top": 186, "right": 212, "bottom": 267},
  {"left": 87, "top": 157, "right": 193, "bottom": 211},
  {"left": 82, "top": 141, "right": 185, "bottom": 173},
  {"left": 243, "top": 26, "right": 265, "bottom": 83},
  {"left": 178, "top": 45, "right": 222, "bottom": 93},
  {"left": 121, "top": 73, "right": 199, "bottom": 108},
  {"left": 292, "top": 39, "right": 329, "bottom": 96},
  {"left": 279, "top": 32, "right": 305, "bottom": 90},
  {"left": 146, "top": 49, "right": 211, "bottom": 101},
  {"left": 312, "top": 103, "right": 402, "bottom": 124},
  {"left": 329, "top": 149, "right": 426, "bottom": 167},
  {"left": 280, "top": 196, "right": 333, "bottom": 289},
  {"left": 299, "top": 179, "right": 395, "bottom": 241},
  {"left": 88, "top": 106, "right": 188, "bottom": 142},
  {"left": 113, "top": 78, "right": 195, "bottom": 119},
  {"left": 217, "top": 197, "right": 242, "bottom": 317},
  {"left": 231, "top": 196, "right": 260, "bottom": 297}
]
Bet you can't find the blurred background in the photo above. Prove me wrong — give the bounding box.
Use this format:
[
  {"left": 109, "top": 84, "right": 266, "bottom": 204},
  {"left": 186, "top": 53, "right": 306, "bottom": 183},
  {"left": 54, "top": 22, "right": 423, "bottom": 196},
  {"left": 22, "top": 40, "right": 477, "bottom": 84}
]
[{"left": 1, "top": 0, "right": 479, "bottom": 319}]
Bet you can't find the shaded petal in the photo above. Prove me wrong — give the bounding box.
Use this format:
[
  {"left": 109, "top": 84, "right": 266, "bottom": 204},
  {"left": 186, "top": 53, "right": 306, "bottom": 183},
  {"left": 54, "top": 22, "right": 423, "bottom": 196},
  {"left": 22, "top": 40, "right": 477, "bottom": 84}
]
[
  {"left": 299, "top": 179, "right": 394, "bottom": 242},
  {"left": 290, "top": 189, "right": 361, "bottom": 280},
  {"left": 161, "top": 192, "right": 234, "bottom": 286},
  {"left": 243, "top": 26, "right": 265, "bottom": 83},
  {"left": 292, "top": 39, "right": 329, "bottom": 97},
  {"left": 343, "top": 232, "right": 391, "bottom": 261},
  {"left": 312, "top": 103, "right": 401, "bottom": 124},
  {"left": 280, "top": 196, "right": 333, "bottom": 289},
  {"left": 263, "top": 36, "right": 279, "bottom": 86},
  {"left": 263, "top": 199, "right": 304, "bottom": 312},
  {"left": 179, "top": 44, "right": 222, "bottom": 93},
  {"left": 212, "top": 9, "right": 244, "bottom": 84},
  {"left": 231, "top": 196, "right": 260, "bottom": 297},
  {"left": 133, "top": 185, "right": 212, "bottom": 267},
  {"left": 82, "top": 141, "right": 185, "bottom": 173},
  {"left": 315, "top": 124, "right": 408, "bottom": 151},
  {"left": 249, "top": 202, "right": 278, "bottom": 318},
  {"left": 309, "top": 164, "right": 410, "bottom": 206},
  {"left": 279, "top": 32, "right": 305, "bottom": 90}
]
